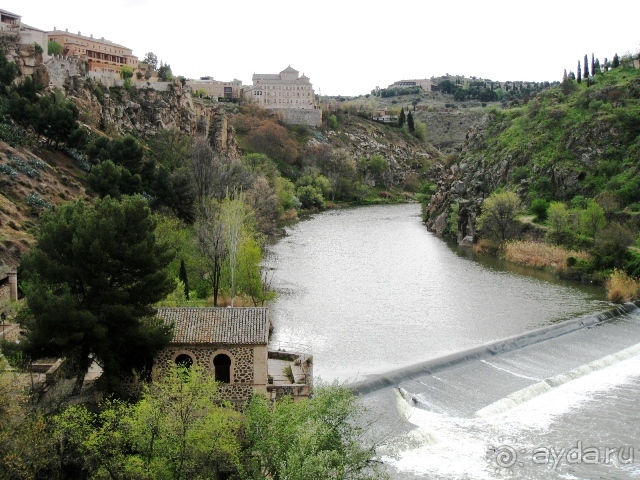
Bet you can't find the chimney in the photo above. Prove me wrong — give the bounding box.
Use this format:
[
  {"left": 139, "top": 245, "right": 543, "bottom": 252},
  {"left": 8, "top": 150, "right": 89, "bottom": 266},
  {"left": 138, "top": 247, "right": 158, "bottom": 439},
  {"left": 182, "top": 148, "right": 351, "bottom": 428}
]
[
  {"left": 7, "top": 271, "right": 17, "bottom": 302},
  {"left": 78, "top": 31, "right": 81, "bottom": 35}
]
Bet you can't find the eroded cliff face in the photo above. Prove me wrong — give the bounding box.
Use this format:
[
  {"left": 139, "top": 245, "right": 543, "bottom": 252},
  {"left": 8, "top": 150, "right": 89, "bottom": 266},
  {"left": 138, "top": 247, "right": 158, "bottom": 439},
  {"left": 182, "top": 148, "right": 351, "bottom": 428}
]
[{"left": 66, "top": 78, "right": 239, "bottom": 157}]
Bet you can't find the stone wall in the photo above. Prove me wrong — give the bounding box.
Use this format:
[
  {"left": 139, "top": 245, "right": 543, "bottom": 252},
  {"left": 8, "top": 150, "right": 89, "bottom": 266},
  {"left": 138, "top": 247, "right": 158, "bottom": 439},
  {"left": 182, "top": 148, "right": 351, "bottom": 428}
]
[
  {"left": 46, "top": 56, "right": 83, "bottom": 87},
  {"left": 272, "top": 108, "right": 322, "bottom": 127},
  {"left": 155, "top": 344, "right": 263, "bottom": 403}
]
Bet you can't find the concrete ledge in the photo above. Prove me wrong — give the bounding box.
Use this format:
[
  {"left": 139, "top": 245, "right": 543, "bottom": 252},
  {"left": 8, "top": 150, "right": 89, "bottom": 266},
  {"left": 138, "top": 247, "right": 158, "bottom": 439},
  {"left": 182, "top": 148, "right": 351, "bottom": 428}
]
[{"left": 349, "top": 301, "right": 639, "bottom": 395}]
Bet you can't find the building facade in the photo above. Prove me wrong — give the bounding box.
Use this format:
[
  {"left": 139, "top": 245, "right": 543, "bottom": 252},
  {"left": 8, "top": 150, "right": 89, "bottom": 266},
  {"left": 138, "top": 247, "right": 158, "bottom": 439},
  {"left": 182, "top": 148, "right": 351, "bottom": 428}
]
[
  {"left": 186, "top": 76, "right": 244, "bottom": 101},
  {"left": 47, "top": 28, "right": 138, "bottom": 74},
  {"left": 248, "top": 66, "right": 321, "bottom": 126},
  {"left": 154, "top": 307, "right": 270, "bottom": 405},
  {"left": 388, "top": 78, "right": 433, "bottom": 90},
  {"left": 153, "top": 307, "right": 312, "bottom": 405}
]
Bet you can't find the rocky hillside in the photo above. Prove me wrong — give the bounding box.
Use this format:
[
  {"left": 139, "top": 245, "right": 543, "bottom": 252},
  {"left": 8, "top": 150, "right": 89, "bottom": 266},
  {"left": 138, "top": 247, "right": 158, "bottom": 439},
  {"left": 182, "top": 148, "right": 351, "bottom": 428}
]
[{"left": 425, "top": 66, "right": 640, "bottom": 241}]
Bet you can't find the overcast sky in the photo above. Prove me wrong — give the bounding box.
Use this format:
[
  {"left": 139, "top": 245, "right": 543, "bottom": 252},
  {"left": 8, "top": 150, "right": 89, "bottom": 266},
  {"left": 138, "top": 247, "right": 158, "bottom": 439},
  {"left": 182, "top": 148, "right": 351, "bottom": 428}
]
[{"left": 8, "top": 0, "right": 640, "bottom": 96}]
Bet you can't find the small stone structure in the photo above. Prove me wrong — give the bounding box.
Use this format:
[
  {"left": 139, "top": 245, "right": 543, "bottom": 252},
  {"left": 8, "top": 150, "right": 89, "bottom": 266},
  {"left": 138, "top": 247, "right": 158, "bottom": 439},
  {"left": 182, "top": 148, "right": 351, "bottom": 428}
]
[
  {"left": 154, "top": 307, "right": 270, "bottom": 406},
  {"left": 0, "top": 271, "right": 18, "bottom": 303}
]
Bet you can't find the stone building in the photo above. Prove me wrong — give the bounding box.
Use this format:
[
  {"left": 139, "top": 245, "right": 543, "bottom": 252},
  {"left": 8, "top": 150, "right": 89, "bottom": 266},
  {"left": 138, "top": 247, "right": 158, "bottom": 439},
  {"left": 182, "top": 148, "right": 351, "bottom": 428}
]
[
  {"left": 248, "top": 66, "right": 322, "bottom": 126},
  {"left": 186, "top": 76, "right": 244, "bottom": 101},
  {"left": 47, "top": 28, "right": 138, "bottom": 75},
  {"left": 154, "top": 307, "right": 270, "bottom": 404},
  {"left": 153, "top": 307, "right": 312, "bottom": 405}
]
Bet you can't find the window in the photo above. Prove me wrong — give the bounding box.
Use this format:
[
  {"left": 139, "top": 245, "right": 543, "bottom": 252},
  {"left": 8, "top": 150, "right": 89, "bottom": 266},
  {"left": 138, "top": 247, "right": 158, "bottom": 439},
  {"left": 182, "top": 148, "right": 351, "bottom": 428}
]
[
  {"left": 213, "top": 354, "right": 231, "bottom": 383},
  {"left": 175, "top": 353, "right": 194, "bottom": 368}
]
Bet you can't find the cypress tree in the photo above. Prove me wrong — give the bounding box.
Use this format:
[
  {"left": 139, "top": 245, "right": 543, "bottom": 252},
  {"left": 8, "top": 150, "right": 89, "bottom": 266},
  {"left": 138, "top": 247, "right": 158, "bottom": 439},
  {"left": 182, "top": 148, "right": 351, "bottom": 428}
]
[
  {"left": 583, "top": 54, "right": 589, "bottom": 79},
  {"left": 591, "top": 53, "right": 596, "bottom": 76},
  {"left": 577, "top": 61, "right": 582, "bottom": 83},
  {"left": 563, "top": 69, "right": 568, "bottom": 81},
  {"left": 179, "top": 259, "right": 189, "bottom": 300},
  {"left": 612, "top": 53, "right": 620, "bottom": 68},
  {"left": 398, "top": 108, "right": 405, "bottom": 127},
  {"left": 407, "top": 111, "right": 415, "bottom": 133}
]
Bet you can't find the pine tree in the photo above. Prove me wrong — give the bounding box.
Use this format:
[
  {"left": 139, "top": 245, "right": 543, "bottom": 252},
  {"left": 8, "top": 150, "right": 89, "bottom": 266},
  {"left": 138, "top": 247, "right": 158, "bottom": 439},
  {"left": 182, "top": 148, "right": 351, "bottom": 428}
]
[
  {"left": 612, "top": 53, "right": 620, "bottom": 68},
  {"left": 595, "top": 58, "right": 601, "bottom": 73},
  {"left": 563, "top": 69, "right": 568, "bottom": 81},
  {"left": 577, "top": 61, "right": 582, "bottom": 83},
  {"left": 179, "top": 259, "right": 189, "bottom": 300},
  {"left": 604, "top": 58, "right": 609, "bottom": 71},
  {"left": 398, "top": 107, "right": 405, "bottom": 127}
]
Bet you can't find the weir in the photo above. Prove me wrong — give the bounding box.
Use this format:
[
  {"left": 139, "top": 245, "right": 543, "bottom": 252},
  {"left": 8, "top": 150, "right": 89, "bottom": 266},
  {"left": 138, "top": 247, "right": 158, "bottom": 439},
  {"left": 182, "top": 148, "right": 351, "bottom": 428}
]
[{"left": 350, "top": 301, "right": 640, "bottom": 396}]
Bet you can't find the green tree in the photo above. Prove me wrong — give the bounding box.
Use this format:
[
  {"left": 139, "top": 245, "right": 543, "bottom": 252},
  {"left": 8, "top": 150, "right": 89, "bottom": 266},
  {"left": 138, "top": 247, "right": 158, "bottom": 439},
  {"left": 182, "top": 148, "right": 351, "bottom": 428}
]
[
  {"left": 22, "top": 196, "right": 175, "bottom": 394},
  {"left": 142, "top": 52, "right": 158, "bottom": 71},
  {"left": 530, "top": 198, "right": 549, "bottom": 221},
  {"left": 591, "top": 53, "right": 596, "bottom": 76},
  {"left": 612, "top": 53, "right": 620, "bottom": 68},
  {"left": 120, "top": 64, "right": 134, "bottom": 80},
  {"left": 55, "top": 364, "right": 242, "bottom": 479},
  {"left": 407, "top": 111, "right": 415, "bottom": 133},
  {"left": 583, "top": 54, "right": 589, "bottom": 80},
  {"left": 547, "top": 201, "right": 569, "bottom": 239},
  {"left": 32, "top": 93, "right": 79, "bottom": 147},
  {"left": 179, "top": 259, "right": 189, "bottom": 300},
  {"left": 581, "top": 201, "right": 606, "bottom": 243},
  {"left": 244, "top": 384, "right": 387, "bottom": 480},
  {"left": 397, "top": 107, "right": 405, "bottom": 127},
  {"left": 577, "top": 60, "right": 582, "bottom": 83},
  {"left": 88, "top": 159, "right": 143, "bottom": 198},
  {"left": 157, "top": 61, "right": 173, "bottom": 82},
  {"left": 329, "top": 114, "right": 338, "bottom": 129},
  {"left": 476, "top": 191, "right": 522, "bottom": 242},
  {"left": 47, "top": 40, "right": 63, "bottom": 56},
  {"left": 149, "top": 128, "right": 192, "bottom": 171}
]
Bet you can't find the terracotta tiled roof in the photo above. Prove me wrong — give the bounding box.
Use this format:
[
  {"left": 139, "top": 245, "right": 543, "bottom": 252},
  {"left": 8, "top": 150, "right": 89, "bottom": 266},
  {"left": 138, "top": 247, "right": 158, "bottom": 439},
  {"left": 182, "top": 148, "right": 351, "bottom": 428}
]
[{"left": 157, "top": 307, "right": 270, "bottom": 345}]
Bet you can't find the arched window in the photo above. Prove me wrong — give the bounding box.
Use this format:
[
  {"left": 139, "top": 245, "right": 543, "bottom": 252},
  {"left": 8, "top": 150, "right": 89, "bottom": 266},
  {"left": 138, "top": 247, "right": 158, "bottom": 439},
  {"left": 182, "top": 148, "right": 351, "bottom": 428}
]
[
  {"left": 213, "top": 354, "right": 231, "bottom": 383},
  {"left": 175, "top": 353, "right": 193, "bottom": 368}
]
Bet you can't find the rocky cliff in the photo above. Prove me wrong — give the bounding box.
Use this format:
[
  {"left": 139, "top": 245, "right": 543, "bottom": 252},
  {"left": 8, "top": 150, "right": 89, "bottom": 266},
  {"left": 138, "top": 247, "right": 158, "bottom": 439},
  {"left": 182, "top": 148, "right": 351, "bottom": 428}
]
[{"left": 63, "top": 77, "right": 238, "bottom": 157}]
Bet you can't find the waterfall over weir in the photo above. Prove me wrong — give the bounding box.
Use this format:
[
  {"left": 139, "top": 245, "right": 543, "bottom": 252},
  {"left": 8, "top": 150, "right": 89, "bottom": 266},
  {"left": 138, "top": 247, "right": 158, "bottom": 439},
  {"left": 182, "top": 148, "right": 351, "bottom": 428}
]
[
  {"left": 362, "top": 303, "right": 640, "bottom": 479},
  {"left": 349, "top": 302, "right": 640, "bottom": 396}
]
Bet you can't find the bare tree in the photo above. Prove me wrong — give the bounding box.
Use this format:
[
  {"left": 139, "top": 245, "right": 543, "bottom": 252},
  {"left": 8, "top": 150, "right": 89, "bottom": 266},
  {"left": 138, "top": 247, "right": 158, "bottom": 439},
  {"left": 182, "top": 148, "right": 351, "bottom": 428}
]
[
  {"left": 222, "top": 191, "right": 246, "bottom": 307},
  {"left": 195, "top": 200, "right": 227, "bottom": 306}
]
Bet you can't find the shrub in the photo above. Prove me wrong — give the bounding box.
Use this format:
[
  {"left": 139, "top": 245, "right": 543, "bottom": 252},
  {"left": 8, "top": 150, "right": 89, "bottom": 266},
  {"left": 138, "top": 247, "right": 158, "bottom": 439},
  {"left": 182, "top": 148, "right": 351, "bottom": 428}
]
[
  {"left": 606, "top": 269, "right": 640, "bottom": 303},
  {"left": 504, "top": 240, "right": 590, "bottom": 270},
  {"left": 296, "top": 185, "right": 324, "bottom": 209},
  {"left": 530, "top": 198, "right": 549, "bottom": 221},
  {"left": 511, "top": 166, "right": 531, "bottom": 182}
]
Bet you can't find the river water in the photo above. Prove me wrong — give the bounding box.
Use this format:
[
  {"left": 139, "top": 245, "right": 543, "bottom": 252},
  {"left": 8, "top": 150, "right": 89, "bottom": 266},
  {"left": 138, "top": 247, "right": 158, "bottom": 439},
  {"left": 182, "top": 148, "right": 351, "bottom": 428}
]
[{"left": 267, "top": 203, "right": 640, "bottom": 479}]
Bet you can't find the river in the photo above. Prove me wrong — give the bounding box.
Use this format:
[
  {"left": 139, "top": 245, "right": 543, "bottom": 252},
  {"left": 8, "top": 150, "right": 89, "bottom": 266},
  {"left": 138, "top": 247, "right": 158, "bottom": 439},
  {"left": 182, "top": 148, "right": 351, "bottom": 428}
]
[{"left": 266, "top": 203, "right": 640, "bottom": 479}]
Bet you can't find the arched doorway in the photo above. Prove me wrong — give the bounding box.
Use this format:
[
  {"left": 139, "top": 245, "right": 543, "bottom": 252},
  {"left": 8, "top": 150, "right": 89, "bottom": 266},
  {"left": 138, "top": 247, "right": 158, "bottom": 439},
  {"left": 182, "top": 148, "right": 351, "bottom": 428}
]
[
  {"left": 213, "top": 354, "right": 231, "bottom": 383},
  {"left": 175, "top": 353, "right": 194, "bottom": 368}
]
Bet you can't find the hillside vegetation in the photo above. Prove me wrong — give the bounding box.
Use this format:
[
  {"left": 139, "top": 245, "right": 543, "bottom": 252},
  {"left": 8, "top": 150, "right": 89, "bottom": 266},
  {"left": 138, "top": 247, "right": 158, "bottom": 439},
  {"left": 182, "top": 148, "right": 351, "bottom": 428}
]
[{"left": 425, "top": 63, "right": 640, "bottom": 295}]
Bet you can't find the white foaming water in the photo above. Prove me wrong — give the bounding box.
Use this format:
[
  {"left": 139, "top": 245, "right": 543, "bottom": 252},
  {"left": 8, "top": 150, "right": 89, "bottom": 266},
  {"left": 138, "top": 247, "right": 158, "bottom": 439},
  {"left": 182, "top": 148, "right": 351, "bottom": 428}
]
[{"left": 384, "top": 347, "right": 640, "bottom": 478}]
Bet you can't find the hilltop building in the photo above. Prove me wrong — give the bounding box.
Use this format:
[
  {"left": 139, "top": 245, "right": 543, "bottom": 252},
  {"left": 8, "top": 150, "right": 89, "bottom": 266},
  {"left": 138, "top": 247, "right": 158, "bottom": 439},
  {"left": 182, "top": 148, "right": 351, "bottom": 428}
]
[
  {"left": 186, "top": 76, "right": 244, "bottom": 101},
  {"left": 47, "top": 28, "right": 138, "bottom": 75},
  {"left": 248, "top": 66, "right": 321, "bottom": 127},
  {"left": 0, "top": 8, "right": 50, "bottom": 62},
  {"left": 388, "top": 78, "right": 433, "bottom": 90}
]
